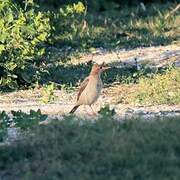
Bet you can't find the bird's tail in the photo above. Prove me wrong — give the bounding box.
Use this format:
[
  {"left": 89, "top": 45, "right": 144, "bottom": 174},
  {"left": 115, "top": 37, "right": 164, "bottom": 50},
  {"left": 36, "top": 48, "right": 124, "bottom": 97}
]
[{"left": 69, "top": 105, "right": 80, "bottom": 114}]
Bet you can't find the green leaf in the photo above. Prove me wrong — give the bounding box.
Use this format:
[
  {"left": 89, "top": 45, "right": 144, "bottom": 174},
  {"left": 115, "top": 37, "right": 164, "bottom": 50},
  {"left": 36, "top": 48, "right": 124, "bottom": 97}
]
[
  {"left": 0, "top": 33, "right": 8, "bottom": 43},
  {"left": 5, "top": 62, "right": 17, "bottom": 71},
  {"left": 0, "top": 44, "right": 5, "bottom": 53}
]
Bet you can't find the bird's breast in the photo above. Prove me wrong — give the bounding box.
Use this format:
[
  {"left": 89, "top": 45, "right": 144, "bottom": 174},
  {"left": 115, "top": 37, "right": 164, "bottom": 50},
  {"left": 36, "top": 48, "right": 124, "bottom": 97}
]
[{"left": 79, "top": 77, "right": 102, "bottom": 105}]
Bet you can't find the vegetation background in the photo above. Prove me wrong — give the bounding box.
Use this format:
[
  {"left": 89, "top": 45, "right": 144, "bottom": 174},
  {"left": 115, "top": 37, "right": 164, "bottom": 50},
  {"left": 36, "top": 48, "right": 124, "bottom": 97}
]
[
  {"left": 0, "top": 0, "right": 180, "bottom": 179},
  {"left": 0, "top": 0, "right": 179, "bottom": 91}
]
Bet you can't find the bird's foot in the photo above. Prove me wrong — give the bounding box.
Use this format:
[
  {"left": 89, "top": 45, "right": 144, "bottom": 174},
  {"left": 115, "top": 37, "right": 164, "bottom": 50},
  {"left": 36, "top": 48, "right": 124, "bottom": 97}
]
[{"left": 87, "top": 111, "right": 98, "bottom": 117}]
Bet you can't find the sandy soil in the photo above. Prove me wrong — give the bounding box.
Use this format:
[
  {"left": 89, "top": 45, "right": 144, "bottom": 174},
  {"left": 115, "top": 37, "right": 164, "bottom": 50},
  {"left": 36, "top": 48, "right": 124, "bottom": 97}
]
[{"left": 0, "top": 44, "right": 180, "bottom": 120}]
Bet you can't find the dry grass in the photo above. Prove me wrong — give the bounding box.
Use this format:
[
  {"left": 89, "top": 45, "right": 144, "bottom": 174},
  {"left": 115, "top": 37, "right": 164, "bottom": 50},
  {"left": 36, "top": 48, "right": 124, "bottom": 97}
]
[{"left": 110, "top": 68, "right": 180, "bottom": 105}]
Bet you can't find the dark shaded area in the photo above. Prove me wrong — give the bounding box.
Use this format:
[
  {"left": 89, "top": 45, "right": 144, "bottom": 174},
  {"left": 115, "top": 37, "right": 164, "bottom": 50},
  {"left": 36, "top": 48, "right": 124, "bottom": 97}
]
[
  {"left": 4, "top": 55, "right": 170, "bottom": 91},
  {"left": 39, "top": 62, "right": 142, "bottom": 87},
  {"left": 15, "top": 0, "right": 178, "bottom": 11},
  {"left": 0, "top": 115, "right": 180, "bottom": 179},
  {"left": 27, "top": 56, "right": 169, "bottom": 89},
  {"left": 0, "top": 66, "right": 5, "bottom": 78}
]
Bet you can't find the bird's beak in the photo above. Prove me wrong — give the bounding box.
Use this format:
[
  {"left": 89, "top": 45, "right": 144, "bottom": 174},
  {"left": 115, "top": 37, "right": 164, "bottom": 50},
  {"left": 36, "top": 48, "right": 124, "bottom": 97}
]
[{"left": 102, "top": 66, "right": 110, "bottom": 71}]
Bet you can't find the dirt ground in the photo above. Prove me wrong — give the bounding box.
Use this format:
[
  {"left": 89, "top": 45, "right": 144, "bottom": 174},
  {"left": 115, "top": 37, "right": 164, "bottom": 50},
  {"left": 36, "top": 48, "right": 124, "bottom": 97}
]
[{"left": 0, "top": 44, "right": 180, "bottom": 120}]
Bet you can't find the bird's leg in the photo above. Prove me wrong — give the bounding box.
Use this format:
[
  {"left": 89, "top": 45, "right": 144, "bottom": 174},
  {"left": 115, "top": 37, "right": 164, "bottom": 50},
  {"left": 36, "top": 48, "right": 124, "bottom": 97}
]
[
  {"left": 83, "top": 105, "right": 92, "bottom": 116},
  {"left": 89, "top": 105, "right": 98, "bottom": 116},
  {"left": 83, "top": 105, "right": 86, "bottom": 112},
  {"left": 83, "top": 105, "right": 89, "bottom": 114}
]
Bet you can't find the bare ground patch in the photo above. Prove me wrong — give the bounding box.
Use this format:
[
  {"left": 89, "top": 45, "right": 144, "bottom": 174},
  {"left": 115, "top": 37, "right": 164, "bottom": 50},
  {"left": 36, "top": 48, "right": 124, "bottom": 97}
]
[{"left": 0, "top": 44, "right": 180, "bottom": 119}]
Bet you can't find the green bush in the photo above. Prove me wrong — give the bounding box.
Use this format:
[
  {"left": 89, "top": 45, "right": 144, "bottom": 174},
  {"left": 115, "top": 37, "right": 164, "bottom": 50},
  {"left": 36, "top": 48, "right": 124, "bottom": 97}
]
[
  {"left": 0, "top": 0, "right": 87, "bottom": 90},
  {"left": 0, "top": 110, "right": 47, "bottom": 141},
  {"left": 0, "top": 0, "right": 51, "bottom": 90},
  {"left": 0, "top": 114, "right": 180, "bottom": 179},
  {"left": 49, "top": 1, "right": 86, "bottom": 47}
]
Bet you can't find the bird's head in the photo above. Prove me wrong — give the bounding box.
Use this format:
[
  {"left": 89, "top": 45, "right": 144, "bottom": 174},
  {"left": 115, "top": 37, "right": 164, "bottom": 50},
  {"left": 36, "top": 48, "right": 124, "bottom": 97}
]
[{"left": 90, "top": 62, "right": 110, "bottom": 75}]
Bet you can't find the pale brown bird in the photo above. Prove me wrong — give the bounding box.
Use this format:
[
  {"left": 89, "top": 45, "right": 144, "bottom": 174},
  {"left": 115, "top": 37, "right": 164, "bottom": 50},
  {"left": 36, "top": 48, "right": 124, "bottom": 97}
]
[{"left": 70, "top": 62, "right": 110, "bottom": 115}]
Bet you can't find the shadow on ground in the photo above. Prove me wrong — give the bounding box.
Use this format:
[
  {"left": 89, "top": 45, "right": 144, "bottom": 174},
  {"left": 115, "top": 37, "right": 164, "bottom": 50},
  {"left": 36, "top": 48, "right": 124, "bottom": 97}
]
[{"left": 38, "top": 59, "right": 164, "bottom": 88}]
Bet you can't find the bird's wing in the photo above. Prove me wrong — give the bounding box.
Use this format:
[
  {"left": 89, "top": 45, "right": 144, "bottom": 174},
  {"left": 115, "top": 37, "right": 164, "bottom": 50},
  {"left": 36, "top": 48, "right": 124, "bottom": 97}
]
[{"left": 77, "top": 77, "right": 89, "bottom": 101}]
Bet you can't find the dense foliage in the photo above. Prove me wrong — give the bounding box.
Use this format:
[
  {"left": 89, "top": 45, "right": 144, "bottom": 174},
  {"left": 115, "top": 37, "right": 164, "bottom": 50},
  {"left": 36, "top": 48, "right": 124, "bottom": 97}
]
[
  {"left": 0, "top": 0, "right": 85, "bottom": 90},
  {"left": 0, "top": 0, "right": 51, "bottom": 89},
  {"left": 0, "top": 111, "right": 180, "bottom": 179}
]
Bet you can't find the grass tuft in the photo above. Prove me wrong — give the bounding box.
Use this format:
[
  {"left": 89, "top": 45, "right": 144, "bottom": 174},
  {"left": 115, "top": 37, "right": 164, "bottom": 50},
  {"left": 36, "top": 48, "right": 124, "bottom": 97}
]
[{"left": 131, "top": 68, "right": 180, "bottom": 105}]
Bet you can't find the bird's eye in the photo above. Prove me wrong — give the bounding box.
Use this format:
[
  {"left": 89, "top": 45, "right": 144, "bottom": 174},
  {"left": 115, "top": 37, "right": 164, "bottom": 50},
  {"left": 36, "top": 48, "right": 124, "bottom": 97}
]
[{"left": 100, "top": 66, "right": 102, "bottom": 69}]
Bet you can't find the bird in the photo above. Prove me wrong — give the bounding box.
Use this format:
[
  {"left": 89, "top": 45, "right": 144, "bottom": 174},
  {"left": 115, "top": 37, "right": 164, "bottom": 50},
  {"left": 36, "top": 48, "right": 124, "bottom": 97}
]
[{"left": 69, "top": 62, "right": 110, "bottom": 115}]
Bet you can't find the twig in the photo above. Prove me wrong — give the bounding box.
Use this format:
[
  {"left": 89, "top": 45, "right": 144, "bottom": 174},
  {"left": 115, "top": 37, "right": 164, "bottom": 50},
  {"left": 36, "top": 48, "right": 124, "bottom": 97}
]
[{"left": 165, "top": 4, "right": 180, "bottom": 20}]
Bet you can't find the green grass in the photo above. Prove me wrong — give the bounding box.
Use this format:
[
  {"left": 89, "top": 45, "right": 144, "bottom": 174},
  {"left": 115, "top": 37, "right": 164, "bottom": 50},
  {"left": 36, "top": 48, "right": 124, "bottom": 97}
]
[
  {"left": 52, "top": 3, "right": 180, "bottom": 50},
  {"left": 33, "top": 3, "right": 180, "bottom": 89},
  {"left": 0, "top": 114, "right": 180, "bottom": 179},
  {"left": 130, "top": 68, "right": 180, "bottom": 105}
]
